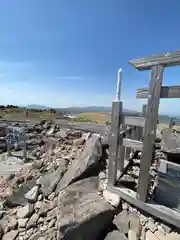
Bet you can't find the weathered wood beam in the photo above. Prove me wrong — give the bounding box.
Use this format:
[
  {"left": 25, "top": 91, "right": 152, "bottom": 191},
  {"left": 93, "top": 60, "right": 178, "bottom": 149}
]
[
  {"left": 137, "top": 86, "right": 180, "bottom": 99},
  {"left": 129, "top": 51, "right": 180, "bottom": 70},
  {"left": 123, "top": 138, "right": 143, "bottom": 151},
  {"left": 108, "top": 101, "right": 122, "bottom": 185},
  {"left": 137, "top": 65, "right": 164, "bottom": 202},
  {"left": 108, "top": 184, "right": 180, "bottom": 229},
  {"left": 122, "top": 116, "right": 145, "bottom": 127}
]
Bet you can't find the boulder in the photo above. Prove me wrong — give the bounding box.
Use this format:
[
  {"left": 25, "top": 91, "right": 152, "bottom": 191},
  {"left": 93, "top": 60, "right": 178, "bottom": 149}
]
[
  {"left": 40, "top": 160, "right": 67, "bottom": 197},
  {"left": 57, "top": 177, "right": 115, "bottom": 240},
  {"left": 56, "top": 134, "right": 103, "bottom": 193}
]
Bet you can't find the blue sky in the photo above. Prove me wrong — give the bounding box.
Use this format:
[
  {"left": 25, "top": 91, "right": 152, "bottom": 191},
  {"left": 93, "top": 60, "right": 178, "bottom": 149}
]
[{"left": 1, "top": 0, "right": 180, "bottom": 114}]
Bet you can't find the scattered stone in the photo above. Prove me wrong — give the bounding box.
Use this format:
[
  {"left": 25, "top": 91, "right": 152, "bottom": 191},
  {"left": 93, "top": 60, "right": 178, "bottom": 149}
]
[
  {"left": 34, "top": 201, "right": 42, "bottom": 210},
  {"left": 55, "top": 129, "right": 67, "bottom": 138},
  {"left": 57, "top": 177, "right": 114, "bottom": 240},
  {"left": 129, "top": 213, "right": 142, "bottom": 237},
  {"left": 39, "top": 202, "right": 50, "bottom": 217},
  {"left": 37, "top": 217, "right": 44, "bottom": 224},
  {"left": 48, "top": 192, "right": 55, "bottom": 201},
  {"left": 103, "top": 189, "right": 121, "bottom": 207},
  {"left": 122, "top": 202, "right": 128, "bottom": 210},
  {"left": 25, "top": 186, "right": 39, "bottom": 202},
  {"left": 9, "top": 217, "right": 17, "bottom": 230},
  {"left": 0, "top": 224, "right": 4, "bottom": 239},
  {"left": 113, "top": 210, "right": 129, "bottom": 234},
  {"left": 128, "top": 229, "right": 137, "bottom": 240},
  {"left": 48, "top": 218, "right": 56, "bottom": 228},
  {"left": 38, "top": 194, "right": 43, "bottom": 201},
  {"left": 146, "top": 230, "right": 159, "bottom": 240},
  {"left": 2, "top": 230, "right": 18, "bottom": 240},
  {"left": 26, "top": 213, "right": 39, "bottom": 229},
  {"left": 161, "top": 223, "right": 171, "bottom": 233},
  {"left": 46, "top": 126, "right": 55, "bottom": 136},
  {"left": 147, "top": 219, "right": 157, "bottom": 233},
  {"left": 73, "top": 138, "right": 85, "bottom": 146},
  {"left": 17, "top": 204, "right": 34, "bottom": 219},
  {"left": 105, "top": 231, "right": 128, "bottom": 240},
  {"left": 18, "top": 218, "right": 29, "bottom": 228}
]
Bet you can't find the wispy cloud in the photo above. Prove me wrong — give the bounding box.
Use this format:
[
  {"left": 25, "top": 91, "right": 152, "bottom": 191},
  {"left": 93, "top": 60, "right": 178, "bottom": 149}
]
[{"left": 55, "top": 76, "right": 83, "bottom": 80}]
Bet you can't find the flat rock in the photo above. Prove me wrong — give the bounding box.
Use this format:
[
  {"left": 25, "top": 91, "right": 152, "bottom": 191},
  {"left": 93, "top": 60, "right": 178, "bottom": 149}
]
[
  {"left": 129, "top": 213, "right": 142, "bottom": 237},
  {"left": 9, "top": 217, "right": 17, "bottom": 230},
  {"left": 40, "top": 161, "right": 67, "bottom": 197},
  {"left": 25, "top": 186, "right": 39, "bottom": 203},
  {"left": 26, "top": 213, "right": 39, "bottom": 229},
  {"left": 6, "top": 180, "right": 36, "bottom": 207},
  {"left": 18, "top": 218, "right": 29, "bottom": 228},
  {"left": 57, "top": 177, "right": 114, "bottom": 240},
  {"left": 103, "top": 189, "right": 121, "bottom": 207},
  {"left": 56, "top": 134, "right": 102, "bottom": 193},
  {"left": 113, "top": 210, "right": 129, "bottom": 234},
  {"left": 54, "top": 129, "right": 68, "bottom": 138},
  {"left": 2, "top": 230, "right": 18, "bottom": 240},
  {"left": 17, "top": 203, "right": 34, "bottom": 219},
  {"left": 105, "top": 231, "right": 128, "bottom": 240}
]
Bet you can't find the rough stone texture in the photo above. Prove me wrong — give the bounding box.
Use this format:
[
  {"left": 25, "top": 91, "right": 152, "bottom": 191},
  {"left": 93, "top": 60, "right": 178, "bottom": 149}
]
[
  {"left": 105, "top": 230, "right": 128, "bottom": 240},
  {"left": 56, "top": 134, "right": 102, "bottom": 193},
  {"left": 18, "top": 218, "right": 29, "bottom": 228},
  {"left": 25, "top": 185, "right": 39, "bottom": 202},
  {"left": 57, "top": 177, "right": 114, "bottom": 240},
  {"left": 113, "top": 210, "right": 129, "bottom": 234},
  {"left": 17, "top": 204, "right": 34, "bottom": 219},
  {"left": 128, "top": 229, "right": 137, "bottom": 240},
  {"left": 26, "top": 213, "right": 39, "bottom": 229},
  {"left": 103, "top": 189, "right": 121, "bottom": 207},
  {"left": 129, "top": 213, "right": 142, "bottom": 237},
  {"left": 40, "top": 162, "right": 67, "bottom": 197},
  {"left": 9, "top": 217, "right": 17, "bottom": 230},
  {"left": 2, "top": 230, "right": 18, "bottom": 240}
]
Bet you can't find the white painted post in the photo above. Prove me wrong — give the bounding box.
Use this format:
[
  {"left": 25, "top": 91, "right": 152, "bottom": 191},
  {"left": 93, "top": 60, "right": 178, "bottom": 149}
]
[{"left": 115, "top": 68, "right": 122, "bottom": 101}]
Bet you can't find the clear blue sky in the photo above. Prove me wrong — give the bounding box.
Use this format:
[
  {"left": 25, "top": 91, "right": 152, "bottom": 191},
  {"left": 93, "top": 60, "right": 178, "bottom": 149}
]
[{"left": 1, "top": 0, "right": 180, "bottom": 114}]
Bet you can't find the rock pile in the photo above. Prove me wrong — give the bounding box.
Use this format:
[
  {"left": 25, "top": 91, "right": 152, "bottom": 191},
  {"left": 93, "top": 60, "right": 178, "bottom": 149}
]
[{"left": 0, "top": 120, "right": 179, "bottom": 239}]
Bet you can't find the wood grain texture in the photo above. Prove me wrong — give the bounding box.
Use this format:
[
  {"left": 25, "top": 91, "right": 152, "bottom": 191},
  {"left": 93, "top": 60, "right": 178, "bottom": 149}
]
[
  {"left": 123, "top": 138, "right": 143, "bottom": 151},
  {"left": 122, "top": 116, "right": 145, "bottom": 127},
  {"left": 108, "top": 101, "right": 122, "bottom": 185},
  {"left": 137, "top": 86, "right": 180, "bottom": 99},
  {"left": 108, "top": 184, "right": 180, "bottom": 229},
  {"left": 138, "top": 65, "right": 164, "bottom": 202},
  {"left": 129, "top": 51, "right": 180, "bottom": 70}
]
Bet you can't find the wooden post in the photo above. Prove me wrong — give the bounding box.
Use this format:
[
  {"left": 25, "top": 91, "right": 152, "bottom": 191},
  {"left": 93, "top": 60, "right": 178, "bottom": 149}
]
[
  {"left": 108, "top": 69, "right": 123, "bottom": 185},
  {"left": 108, "top": 101, "right": 122, "bottom": 185},
  {"left": 137, "top": 65, "right": 164, "bottom": 202}
]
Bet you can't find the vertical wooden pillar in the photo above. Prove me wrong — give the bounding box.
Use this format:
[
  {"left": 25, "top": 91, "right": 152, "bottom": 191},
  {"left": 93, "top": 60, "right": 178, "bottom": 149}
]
[
  {"left": 108, "top": 101, "right": 122, "bottom": 185},
  {"left": 137, "top": 65, "right": 164, "bottom": 202}
]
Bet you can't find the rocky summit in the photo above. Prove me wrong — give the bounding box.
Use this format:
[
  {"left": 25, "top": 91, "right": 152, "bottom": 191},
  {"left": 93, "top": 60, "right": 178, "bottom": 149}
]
[{"left": 0, "top": 120, "right": 179, "bottom": 239}]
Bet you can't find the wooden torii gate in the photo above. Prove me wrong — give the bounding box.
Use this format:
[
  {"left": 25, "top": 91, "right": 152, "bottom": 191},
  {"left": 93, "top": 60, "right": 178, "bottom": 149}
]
[{"left": 108, "top": 51, "right": 180, "bottom": 228}]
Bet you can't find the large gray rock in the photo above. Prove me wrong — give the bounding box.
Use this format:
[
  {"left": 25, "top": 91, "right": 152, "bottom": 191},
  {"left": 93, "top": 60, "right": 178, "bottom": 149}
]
[
  {"left": 40, "top": 160, "right": 67, "bottom": 197},
  {"left": 57, "top": 177, "right": 114, "bottom": 240},
  {"left": 56, "top": 134, "right": 102, "bottom": 193}
]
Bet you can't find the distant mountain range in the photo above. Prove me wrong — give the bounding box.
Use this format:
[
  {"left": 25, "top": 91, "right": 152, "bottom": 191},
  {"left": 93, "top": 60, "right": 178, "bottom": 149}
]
[
  {"left": 24, "top": 105, "right": 138, "bottom": 114},
  {"left": 25, "top": 104, "right": 50, "bottom": 110}
]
